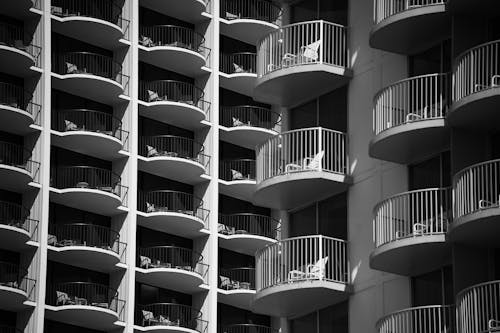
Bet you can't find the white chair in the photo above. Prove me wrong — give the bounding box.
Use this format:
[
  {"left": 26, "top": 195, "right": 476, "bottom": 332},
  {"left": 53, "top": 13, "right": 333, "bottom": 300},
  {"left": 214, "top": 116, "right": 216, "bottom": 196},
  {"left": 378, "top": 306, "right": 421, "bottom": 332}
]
[
  {"left": 283, "top": 40, "right": 321, "bottom": 66},
  {"left": 233, "top": 63, "right": 246, "bottom": 73},
  {"left": 288, "top": 256, "right": 329, "bottom": 281},
  {"left": 140, "top": 255, "right": 152, "bottom": 269},
  {"left": 285, "top": 150, "right": 325, "bottom": 173},
  {"left": 412, "top": 223, "right": 427, "bottom": 236},
  {"left": 56, "top": 291, "right": 75, "bottom": 306},
  {"left": 489, "top": 319, "right": 500, "bottom": 332},
  {"left": 230, "top": 169, "right": 245, "bottom": 180},
  {"left": 65, "top": 62, "right": 79, "bottom": 74},
  {"left": 147, "top": 90, "right": 161, "bottom": 102},
  {"left": 146, "top": 145, "right": 159, "bottom": 157},
  {"left": 232, "top": 117, "right": 245, "bottom": 127},
  {"left": 479, "top": 195, "right": 500, "bottom": 209}
]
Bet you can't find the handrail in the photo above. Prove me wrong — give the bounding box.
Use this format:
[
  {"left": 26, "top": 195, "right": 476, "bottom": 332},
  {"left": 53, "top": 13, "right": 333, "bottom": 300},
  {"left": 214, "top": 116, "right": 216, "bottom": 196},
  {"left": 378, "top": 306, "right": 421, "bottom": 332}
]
[
  {"left": 220, "top": 0, "right": 282, "bottom": 23},
  {"left": 373, "top": 187, "right": 451, "bottom": 247},
  {"left": 220, "top": 105, "right": 280, "bottom": 130},
  {"left": 218, "top": 213, "right": 280, "bottom": 239},
  {"left": 0, "top": 82, "right": 41, "bottom": 118},
  {"left": 373, "top": 73, "right": 450, "bottom": 135},
  {"left": 50, "top": 0, "right": 126, "bottom": 28},
  {"left": 376, "top": 304, "right": 455, "bottom": 333},
  {"left": 257, "top": 20, "right": 349, "bottom": 77},
  {"left": 222, "top": 324, "right": 279, "bottom": 333},
  {"left": 219, "top": 159, "right": 256, "bottom": 181},
  {"left": 219, "top": 267, "right": 255, "bottom": 290},
  {"left": 256, "top": 127, "right": 348, "bottom": 183},
  {"left": 255, "top": 235, "right": 349, "bottom": 291},
  {"left": 0, "top": 261, "right": 35, "bottom": 298},
  {"left": 0, "top": 141, "right": 34, "bottom": 169},
  {"left": 220, "top": 52, "right": 257, "bottom": 74},
  {"left": 0, "top": 200, "right": 39, "bottom": 240},
  {"left": 373, "top": 0, "right": 446, "bottom": 24},
  {"left": 136, "top": 303, "right": 206, "bottom": 332}
]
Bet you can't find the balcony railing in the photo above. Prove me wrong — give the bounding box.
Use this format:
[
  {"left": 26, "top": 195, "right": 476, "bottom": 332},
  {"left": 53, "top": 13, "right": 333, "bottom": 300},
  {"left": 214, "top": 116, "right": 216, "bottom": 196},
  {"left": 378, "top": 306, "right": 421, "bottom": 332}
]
[
  {"left": 220, "top": 52, "right": 257, "bottom": 74},
  {"left": 219, "top": 267, "right": 255, "bottom": 290},
  {"left": 373, "top": 73, "right": 450, "bottom": 135},
  {"left": 50, "top": 166, "right": 128, "bottom": 205},
  {"left": 0, "top": 261, "right": 35, "bottom": 297},
  {"left": 0, "top": 200, "right": 38, "bottom": 241},
  {"left": 454, "top": 39, "right": 500, "bottom": 102},
  {"left": 0, "top": 82, "right": 41, "bottom": 121},
  {"left": 376, "top": 305, "right": 455, "bottom": 333},
  {"left": 0, "top": 326, "right": 22, "bottom": 333},
  {"left": 373, "top": 188, "right": 451, "bottom": 248},
  {"left": 220, "top": 105, "right": 280, "bottom": 130},
  {"left": 0, "top": 22, "right": 41, "bottom": 64},
  {"left": 220, "top": 0, "right": 281, "bottom": 23},
  {"left": 138, "top": 190, "right": 209, "bottom": 225},
  {"left": 257, "top": 20, "right": 348, "bottom": 77},
  {"left": 457, "top": 280, "right": 500, "bottom": 333},
  {"left": 218, "top": 213, "right": 279, "bottom": 239},
  {"left": 136, "top": 303, "right": 207, "bottom": 332},
  {"left": 256, "top": 127, "right": 348, "bottom": 182},
  {"left": 0, "top": 141, "right": 39, "bottom": 179},
  {"left": 255, "top": 235, "right": 349, "bottom": 291},
  {"left": 373, "top": 0, "right": 446, "bottom": 24},
  {"left": 220, "top": 324, "right": 278, "bottom": 333},
  {"left": 453, "top": 159, "right": 500, "bottom": 220},
  {"left": 220, "top": 159, "right": 256, "bottom": 181}
]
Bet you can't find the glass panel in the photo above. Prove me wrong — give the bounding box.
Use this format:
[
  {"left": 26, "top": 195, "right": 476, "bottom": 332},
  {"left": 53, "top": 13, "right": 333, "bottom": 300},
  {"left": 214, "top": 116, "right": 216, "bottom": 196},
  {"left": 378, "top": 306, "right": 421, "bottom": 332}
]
[
  {"left": 318, "top": 193, "right": 347, "bottom": 239},
  {"left": 412, "top": 268, "right": 444, "bottom": 306},
  {"left": 290, "top": 99, "right": 317, "bottom": 130},
  {"left": 289, "top": 203, "right": 316, "bottom": 237},
  {"left": 319, "top": 301, "right": 348, "bottom": 333}
]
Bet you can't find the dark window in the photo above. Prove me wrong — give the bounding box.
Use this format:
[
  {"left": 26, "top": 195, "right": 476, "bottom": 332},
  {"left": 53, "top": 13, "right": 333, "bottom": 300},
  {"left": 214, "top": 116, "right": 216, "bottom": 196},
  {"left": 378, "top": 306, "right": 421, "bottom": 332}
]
[
  {"left": 412, "top": 266, "right": 453, "bottom": 306},
  {"left": 409, "top": 40, "right": 451, "bottom": 76},
  {"left": 409, "top": 152, "right": 450, "bottom": 190}
]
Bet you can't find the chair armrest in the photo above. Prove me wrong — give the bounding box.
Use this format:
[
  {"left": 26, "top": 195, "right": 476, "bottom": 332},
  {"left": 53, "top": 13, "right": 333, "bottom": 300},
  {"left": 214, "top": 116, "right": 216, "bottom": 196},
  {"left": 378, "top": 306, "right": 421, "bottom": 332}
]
[
  {"left": 405, "top": 113, "right": 422, "bottom": 123},
  {"left": 285, "top": 163, "right": 302, "bottom": 172}
]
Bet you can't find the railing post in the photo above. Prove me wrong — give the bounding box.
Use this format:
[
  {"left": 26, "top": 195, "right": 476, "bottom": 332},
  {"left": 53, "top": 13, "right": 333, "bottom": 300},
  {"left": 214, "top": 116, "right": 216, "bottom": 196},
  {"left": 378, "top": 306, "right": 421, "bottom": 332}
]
[
  {"left": 317, "top": 127, "right": 323, "bottom": 172},
  {"left": 318, "top": 235, "right": 323, "bottom": 281},
  {"left": 319, "top": 21, "right": 324, "bottom": 65}
]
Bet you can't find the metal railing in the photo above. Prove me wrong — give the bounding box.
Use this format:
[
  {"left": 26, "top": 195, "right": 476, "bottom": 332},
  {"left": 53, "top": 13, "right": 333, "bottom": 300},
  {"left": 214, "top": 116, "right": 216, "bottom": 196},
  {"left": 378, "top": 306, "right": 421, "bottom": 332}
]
[
  {"left": 456, "top": 280, "right": 500, "bottom": 333},
  {"left": 373, "top": 73, "right": 450, "bottom": 135},
  {"left": 256, "top": 127, "right": 348, "bottom": 182},
  {"left": 219, "top": 267, "right": 255, "bottom": 290},
  {"left": 255, "top": 235, "right": 349, "bottom": 291},
  {"left": 220, "top": 105, "right": 280, "bottom": 130},
  {"left": 50, "top": 166, "right": 128, "bottom": 205},
  {"left": 376, "top": 305, "right": 455, "bottom": 333},
  {"left": 220, "top": 159, "right": 256, "bottom": 181},
  {"left": 257, "top": 20, "right": 349, "bottom": 77},
  {"left": 137, "top": 190, "right": 209, "bottom": 226},
  {"left": 218, "top": 213, "right": 280, "bottom": 239},
  {"left": 373, "top": 0, "right": 446, "bottom": 24},
  {"left": 453, "top": 159, "right": 500, "bottom": 220},
  {"left": 220, "top": 324, "right": 278, "bottom": 333},
  {"left": 136, "top": 303, "right": 207, "bottom": 332},
  {"left": 453, "top": 39, "right": 500, "bottom": 103},
  {"left": 0, "top": 326, "right": 22, "bottom": 333},
  {"left": 0, "top": 141, "right": 39, "bottom": 181},
  {"left": 220, "top": 52, "right": 257, "bottom": 74},
  {"left": 0, "top": 82, "right": 41, "bottom": 121},
  {"left": 0, "top": 22, "right": 42, "bottom": 64},
  {"left": 373, "top": 187, "right": 451, "bottom": 248},
  {"left": 220, "top": 0, "right": 281, "bottom": 23},
  {"left": 0, "top": 261, "right": 35, "bottom": 297},
  {"left": 0, "top": 200, "right": 38, "bottom": 241}
]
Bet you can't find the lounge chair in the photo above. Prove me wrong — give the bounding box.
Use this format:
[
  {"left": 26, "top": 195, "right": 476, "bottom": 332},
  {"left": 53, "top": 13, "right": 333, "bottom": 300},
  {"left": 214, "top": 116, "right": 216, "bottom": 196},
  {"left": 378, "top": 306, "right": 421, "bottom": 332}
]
[
  {"left": 489, "top": 319, "right": 500, "bottom": 332},
  {"left": 474, "top": 75, "right": 500, "bottom": 92},
  {"left": 232, "top": 117, "right": 245, "bottom": 127},
  {"left": 140, "top": 255, "right": 152, "bottom": 269},
  {"left": 479, "top": 195, "right": 500, "bottom": 209},
  {"left": 230, "top": 169, "right": 245, "bottom": 180},
  {"left": 285, "top": 150, "right": 324, "bottom": 173},
  {"left": 142, "top": 310, "right": 160, "bottom": 326},
  {"left": 283, "top": 40, "right": 321, "bottom": 67},
  {"left": 147, "top": 90, "right": 161, "bottom": 102},
  {"left": 218, "top": 223, "right": 235, "bottom": 235},
  {"left": 225, "top": 12, "right": 241, "bottom": 20},
  {"left": 288, "top": 256, "right": 329, "bottom": 281},
  {"left": 233, "top": 63, "right": 246, "bottom": 73},
  {"left": 56, "top": 291, "right": 75, "bottom": 306}
]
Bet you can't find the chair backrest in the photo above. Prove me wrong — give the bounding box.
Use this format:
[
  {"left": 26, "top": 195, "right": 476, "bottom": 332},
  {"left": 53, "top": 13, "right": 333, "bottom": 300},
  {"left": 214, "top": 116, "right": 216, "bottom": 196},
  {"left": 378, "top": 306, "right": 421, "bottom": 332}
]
[
  {"left": 306, "top": 150, "right": 325, "bottom": 170},
  {"left": 140, "top": 255, "right": 152, "bottom": 267},
  {"left": 309, "top": 256, "right": 329, "bottom": 275},
  {"left": 302, "top": 40, "right": 321, "bottom": 61},
  {"left": 56, "top": 291, "right": 69, "bottom": 302},
  {"left": 142, "top": 310, "right": 154, "bottom": 320}
]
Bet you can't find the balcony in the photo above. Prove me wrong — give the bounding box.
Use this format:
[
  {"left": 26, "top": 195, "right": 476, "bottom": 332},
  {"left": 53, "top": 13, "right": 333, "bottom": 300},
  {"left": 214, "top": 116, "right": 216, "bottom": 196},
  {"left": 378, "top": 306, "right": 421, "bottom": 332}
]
[
  {"left": 135, "top": 303, "right": 207, "bottom": 333},
  {"left": 51, "top": 109, "right": 127, "bottom": 160},
  {"left": 219, "top": 159, "right": 256, "bottom": 202},
  {"left": 218, "top": 213, "right": 279, "bottom": 255},
  {"left": 221, "top": 325, "right": 277, "bottom": 333},
  {"left": 0, "top": 201, "right": 38, "bottom": 251},
  {"left": 137, "top": 190, "right": 208, "bottom": 238},
  {"left": 0, "top": 262, "right": 35, "bottom": 311},
  {"left": 0, "top": 82, "right": 40, "bottom": 135},
  {"left": 138, "top": 135, "right": 209, "bottom": 185},
  {"left": 457, "top": 280, "right": 500, "bottom": 333},
  {"left": 218, "top": 267, "right": 255, "bottom": 310},
  {"left": 253, "top": 235, "right": 350, "bottom": 317},
  {"left": 370, "top": 73, "right": 450, "bottom": 164},
  {"left": 220, "top": 0, "right": 281, "bottom": 44},
  {"left": 253, "top": 127, "right": 350, "bottom": 210},
  {"left": 52, "top": 52, "right": 129, "bottom": 104},
  {"left": 45, "top": 282, "right": 125, "bottom": 330},
  {"left": 138, "top": 80, "right": 210, "bottom": 130},
  {"left": 254, "top": 21, "right": 351, "bottom": 106},
  {"left": 450, "top": 159, "right": 500, "bottom": 245},
  {"left": 50, "top": 166, "right": 127, "bottom": 216},
  {"left": 136, "top": 246, "right": 208, "bottom": 293},
  {"left": 138, "top": 25, "right": 209, "bottom": 77},
  {"left": 449, "top": 40, "right": 500, "bottom": 129},
  {"left": 376, "top": 305, "right": 455, "bottom": 333},
  {"left": 0, "top": 141, "right": 39, "bottom": 192},
  {"left": 219, "top": 106, "right": 279, "bottom": 150},
  {"left": 51, "top": 0, "right": 129, "bottom": 49},
  {"left": 370, "top": 0, "right": 449, "bottom": 54},
  {"left": 371, "top": 188, "right": 451, "bottom": 276},
  {"left": 140, "top": 0, "right": 208, "bottom": 23},
  {"left": 47, "top": 223, "right": 125, "bottom": 273},
  {"left": 0, "top": 22, "right": 40, "bottom": 77},
  {"left": 0, "top": 326, "right": 22, "bottom": 333},
  {"left": 220, "top": 53, "right": 257, "bottom": 96}
]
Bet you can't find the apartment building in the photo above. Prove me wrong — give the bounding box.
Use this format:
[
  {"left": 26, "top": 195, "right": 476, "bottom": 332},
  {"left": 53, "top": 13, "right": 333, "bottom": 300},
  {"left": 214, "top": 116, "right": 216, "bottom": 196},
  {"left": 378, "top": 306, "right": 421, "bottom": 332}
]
[{"left": 0, "top": 0, "right": 498, "bottom": 333}]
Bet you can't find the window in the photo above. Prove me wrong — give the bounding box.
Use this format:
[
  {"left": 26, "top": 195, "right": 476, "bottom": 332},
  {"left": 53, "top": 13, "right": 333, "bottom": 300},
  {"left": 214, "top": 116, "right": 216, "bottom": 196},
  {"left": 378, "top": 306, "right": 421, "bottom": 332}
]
[
  {"left": 411, "top": 266, "right": 453, "bottom": 307},
  {"left": 290, "top": 0, "right": 348, "bottom": 25},
  {"left": 408, "top": 152, "right": 450, "bottom": 190},
  {"left": 409, "top": 40, "right": 451, "bottom": 76}
]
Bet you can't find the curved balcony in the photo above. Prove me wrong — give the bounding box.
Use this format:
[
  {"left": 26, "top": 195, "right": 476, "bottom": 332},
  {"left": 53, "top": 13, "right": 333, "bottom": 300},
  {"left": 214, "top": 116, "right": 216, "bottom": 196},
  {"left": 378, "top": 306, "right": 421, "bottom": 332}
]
[
  {"left": 457, "top": 281, "right": 500, "bottom": 333},
  {"left": 370, "top": 73, "right": 450, "bottom": 164},
  {"left": 220, "top": 0, "right": 281, "bottom": 44},
  {"left": 52, "top": 52, "right": 128, "bottom": 104},
  {"left": 370, "top": 0, "right": 449, "bottom": 54},
  {"left": 47, "top": 223, "right": 125, "bottom": 273},
  {"left": 136, "top": 246, "right": 208, "bottom": 293},
  {"left": 0, "top": 82, "right": 40, "bottom": 135},
  {"left": 138, "top": 80, "right": 209, "bottom": 130},
  {"left": 218, "top": 213, "right": 279, "bottom": 255},
  {"left": 371, "top": 188, "right": 451, "bottom": 276},
  {"left": 0, "top": 141, "right": 38, "bottom": 192},
  {"left": 254, "top": 21, "right": 351, "bottom": 106},
  {"left": 135, "top": 303, "right": 207, "bottom": 333},
  {"left": 253, "top": 127, "right": 350, "bottom": 210},
  {"left": 140, "top": 0, "right": 207, "bottom": 23},
  {"left": 52, "top": 109, "right": 127, "bottom": 160},
  {"left": 51, "top": 0, "right": 127, "bottom": 49},
  {"left": 219, "top": 159, "right": 256, "bottom": 202},
  {"left": 0, "top": 201, "right": 38, "bottom": 250},
  {"left": 138, "top": 136, "right": 209, "bottom": 185},
  {"left": 253, "top": 235, "right": 349, "bottom": 317},
  {"left": 0, "top": 262, "right": 34, "bottom": 311},
  {"left": 50, "top": 166, "right": 127, "bottom": 216},
  {"left": 219, "top": 106, "right": 279, "bottom": 149},
  {"left": 450, "top": 159, "right": 500, "bottom": 245},
  {"left": 138, "top": 25, "right": 209, "bottom": 77},
  {"left": 376, "top": 305, "right": 455, "bottom": 333},
  {"left": 45, "top": 282, "right": 124, "bottom": 330},
  {"left": 220, "top": 53, "right": 257, "bottom": 96},
  {"left": 222, "top": 324, "right": 277, "bottom": 333},
  {"left": 137, "top": 190, "right": 208, "bottom": 238},
  {"left": 450, "top": 40, "right": 500, "bottom": 129},
  {"left": 218, "top": 268, "right": 255, "bottom": 310},
  {"left": 0, "top": 22, "right": 40, "bottom": 77}
]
